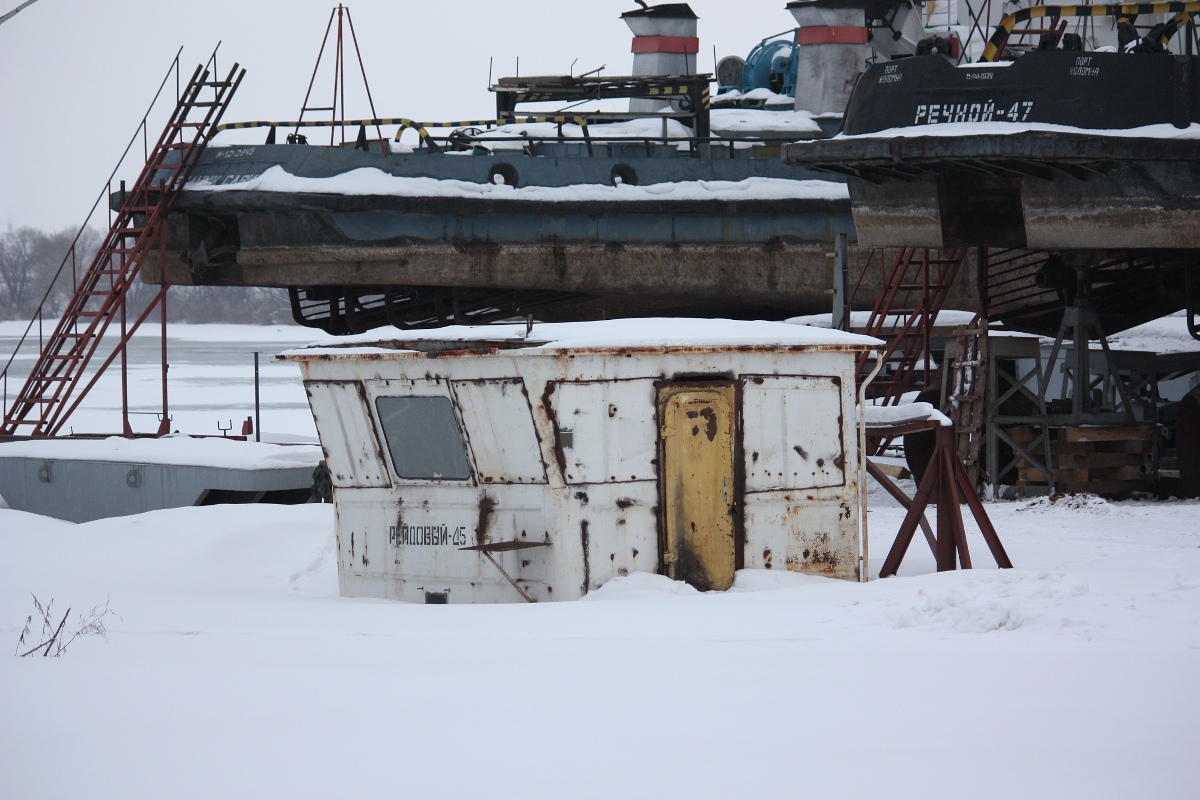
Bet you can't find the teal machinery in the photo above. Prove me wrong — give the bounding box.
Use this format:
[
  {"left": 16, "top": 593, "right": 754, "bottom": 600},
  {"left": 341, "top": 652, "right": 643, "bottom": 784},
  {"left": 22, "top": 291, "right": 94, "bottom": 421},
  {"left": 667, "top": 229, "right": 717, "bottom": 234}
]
[{"left": 717, "top": 30, "right": 799, "bottom": 99}]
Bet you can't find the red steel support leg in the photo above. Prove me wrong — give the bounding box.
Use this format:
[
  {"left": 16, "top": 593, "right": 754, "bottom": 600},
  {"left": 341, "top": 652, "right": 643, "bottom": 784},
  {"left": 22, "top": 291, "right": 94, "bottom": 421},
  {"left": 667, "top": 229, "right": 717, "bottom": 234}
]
[
  {"left": 879, "top": 423, "right": 1011, "bottom": 578},
  {"left": 934, "top": 451, "right": 958, "bottom": 572},
  {"left": 156, "top": 214, "right": 171, "bottom": 437},
  {"left": 865, "top": 458, "right": 937, "bottom": 555},
  {"left": 120, "top": 286, "right": 132, "bottom": 437},
  {"left": 880, "top": 456, "right": 942, "bottom": 578},
  {"left": 940, "top": 430, "right": 973, "bottom": 570},
  {"left": 156, "top": 281, "right": 171, "bottom": 437},
  {"left": 955, "top": 463, "right": 1013, "bottom": 569}
]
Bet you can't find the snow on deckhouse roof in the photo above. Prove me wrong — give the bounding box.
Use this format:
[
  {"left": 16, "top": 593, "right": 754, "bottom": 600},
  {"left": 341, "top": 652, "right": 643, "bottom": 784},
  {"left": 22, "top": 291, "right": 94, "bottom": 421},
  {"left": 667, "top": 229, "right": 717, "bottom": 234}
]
[
  {"left": 282, "top": 318, "right": 882, "bottom": 358},
  {"left": 189, "top": 166, "right": 848, "bottom": 204}
]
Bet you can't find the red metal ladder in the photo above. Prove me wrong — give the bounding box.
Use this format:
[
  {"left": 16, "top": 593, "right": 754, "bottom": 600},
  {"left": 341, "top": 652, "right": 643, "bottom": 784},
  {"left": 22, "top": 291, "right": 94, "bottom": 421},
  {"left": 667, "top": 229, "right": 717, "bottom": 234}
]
[
  {"left": 855, "top": 247, "right": 968, "bottom": 409},
  {"left": 1, "top": 60, "right": 244, "bottom": 437}
]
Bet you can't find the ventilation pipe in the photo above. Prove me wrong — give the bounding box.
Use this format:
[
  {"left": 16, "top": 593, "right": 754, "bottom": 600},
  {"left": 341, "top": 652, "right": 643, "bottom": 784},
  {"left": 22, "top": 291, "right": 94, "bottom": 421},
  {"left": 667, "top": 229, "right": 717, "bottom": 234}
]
[
  {"left": 621, "top": 3, "right": 699, "bottom": 113},
  {"left": 786, "top": 0, "right": 870, "bottom": 115}
]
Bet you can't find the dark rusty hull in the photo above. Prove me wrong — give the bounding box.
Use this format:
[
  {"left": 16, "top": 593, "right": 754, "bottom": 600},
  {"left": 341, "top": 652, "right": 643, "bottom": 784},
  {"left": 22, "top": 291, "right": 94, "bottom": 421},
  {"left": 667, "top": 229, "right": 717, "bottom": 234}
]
[
  {"left": 782, "top": 131, "right": 1199, "bottom": 336},
  {"left": 135, "top": 141, "right": 912, "bottom": 327},
  {"left": 838, "top": 52, "right": 1199, "bottom": 137},
  {"left": 143, "top": 179, "right": 973, "bottom": 329},
  {"left": 783, "top": 133, "right": 1200, "bottom": 250},
  {"left": 144, "top": 189, "right": 864, "bottom": 324}
]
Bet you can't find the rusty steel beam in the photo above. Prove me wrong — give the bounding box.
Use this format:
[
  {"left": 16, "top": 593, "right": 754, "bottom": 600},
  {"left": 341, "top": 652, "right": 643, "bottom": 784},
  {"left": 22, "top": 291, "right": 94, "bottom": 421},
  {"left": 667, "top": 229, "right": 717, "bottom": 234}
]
[{"left": 876, "top": 422, "right": 1012, "bottom": 578}]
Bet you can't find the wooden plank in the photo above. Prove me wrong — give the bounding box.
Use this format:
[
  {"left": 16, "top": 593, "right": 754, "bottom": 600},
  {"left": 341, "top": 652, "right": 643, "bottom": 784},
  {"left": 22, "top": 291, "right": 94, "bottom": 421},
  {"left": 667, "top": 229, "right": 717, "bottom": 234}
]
[
  {"left": 1061, "top": 425, "right": 1152, "bottom": 443},
  {"left": 1017, "top": 439, "right": 1151, "bottom": 458},
  {"left": 1052, "top": 467, "right": 1090, "bottom": 483},
  {"left": 1090, "top": 439, "right": 1152, "bottom": 454},
  {"left": 1049, "top": 466, "right": 1140, "bottom": 482},
  {"left": 950, "top": 321, "right": 986, "bottom": 489},
  {"left": 1052, "top": 452, "right": 1145, "bottom": 469},
  {"left": 1019, "top": 465, "right": 1142, "bottom": 483},
  {"left": 1007, "top": 427, "right": 1041, "bottom": 443},
  {"left": 1088, "top": 465, "right": 1144, "bottom": 481},
  {"left": 1046, "top": 440, "right": 1094, "bottom": 456},
  {"left": 873, "top": 461, "right": 912, "bottom": 479},
  {"left": 1039, "top": 439, "right": 1149, "bottom": 456}
]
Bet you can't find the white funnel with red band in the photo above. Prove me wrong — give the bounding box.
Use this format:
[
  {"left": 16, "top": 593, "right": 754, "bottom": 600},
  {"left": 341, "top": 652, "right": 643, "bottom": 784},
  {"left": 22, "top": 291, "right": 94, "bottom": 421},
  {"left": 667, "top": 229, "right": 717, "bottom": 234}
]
[
  {"left": 621, "top": 3, "right": 699, "bottom": 112},
  {"left": 787, "top": 0, "right": 869, "bottom": 115}
]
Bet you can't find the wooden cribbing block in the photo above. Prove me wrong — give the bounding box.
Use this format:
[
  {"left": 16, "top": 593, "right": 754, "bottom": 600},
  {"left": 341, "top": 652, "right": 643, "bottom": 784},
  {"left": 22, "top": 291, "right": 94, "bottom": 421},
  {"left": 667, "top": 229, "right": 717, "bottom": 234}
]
[{"left": 1061, "top": 425, "right": 1152, "bottom": 443}]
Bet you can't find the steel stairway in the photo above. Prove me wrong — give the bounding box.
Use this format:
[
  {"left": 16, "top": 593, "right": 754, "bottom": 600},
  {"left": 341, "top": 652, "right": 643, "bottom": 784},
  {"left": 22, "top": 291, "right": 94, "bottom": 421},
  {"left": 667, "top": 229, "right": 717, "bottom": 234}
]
[
  {"left": 1, "top": 60, "right": 244, "bottom": 437},
  {"left": 856, "top": 247, "right": 968, "bottom": 407}
]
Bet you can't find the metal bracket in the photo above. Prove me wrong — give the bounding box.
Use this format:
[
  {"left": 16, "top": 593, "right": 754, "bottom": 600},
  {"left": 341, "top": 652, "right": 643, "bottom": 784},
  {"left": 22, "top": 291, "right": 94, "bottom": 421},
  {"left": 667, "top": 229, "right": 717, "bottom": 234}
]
[{"left": 460, "top": 540, "right": 549, "bottom": 603}]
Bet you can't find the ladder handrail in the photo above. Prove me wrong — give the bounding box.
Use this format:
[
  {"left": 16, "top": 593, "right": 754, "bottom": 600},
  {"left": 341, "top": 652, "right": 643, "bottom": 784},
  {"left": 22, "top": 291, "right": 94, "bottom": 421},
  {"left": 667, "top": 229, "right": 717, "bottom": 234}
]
[
  {"left": 2, "top": 49, "right": 243, "bottom": 435},
  {"left": 8, "top": 63, "right": 212, "bottom": 425},
  {"left": 856, "top": 247, "right": 969, "bottom": 413},
  {"left": 45, "top": 66, "right": 245, "bottom": 434},
  {"left": 0, "top": 47, "right": 185, "bottom": 390}
]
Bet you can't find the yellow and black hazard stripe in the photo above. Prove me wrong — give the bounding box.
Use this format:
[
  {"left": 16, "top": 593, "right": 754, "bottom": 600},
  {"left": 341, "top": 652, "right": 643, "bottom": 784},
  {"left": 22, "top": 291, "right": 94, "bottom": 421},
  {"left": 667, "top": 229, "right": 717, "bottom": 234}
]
[
  {"left": 409, "top": 118, "right": 499, "bottom": 129},
  {"left": 213, "top": 115, "right": 598, "bottom": 150},
  {"left": 1156, "top": 10, "right": 1195, "bottom": 41},
  {"left": 647, "top": 84, "right": 694, "bottom": 96},
  {"left": 982, "top": 2, "right": 1200, "bottom": 61},
  {"left": 514, "top": 92, "right": 556, "bottom": 103},
  {"left": 217, "top": 120, "right": 282, "bottom": 131},
  {"left": 215, "top": 117, "right": 439, "bottom": 148},
  {"left": 700, "top": 85, "right": 711, "bottom": 109},
  {"left": 393, "top": 116, "right": 591, "bottom": 142}
]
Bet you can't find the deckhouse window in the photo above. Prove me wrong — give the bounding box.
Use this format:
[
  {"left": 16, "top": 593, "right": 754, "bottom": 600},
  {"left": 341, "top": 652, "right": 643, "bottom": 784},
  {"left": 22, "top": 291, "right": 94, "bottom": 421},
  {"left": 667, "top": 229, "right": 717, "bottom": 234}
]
[{"left": 375, "top": 396, "right": 472, "bottom": 481}]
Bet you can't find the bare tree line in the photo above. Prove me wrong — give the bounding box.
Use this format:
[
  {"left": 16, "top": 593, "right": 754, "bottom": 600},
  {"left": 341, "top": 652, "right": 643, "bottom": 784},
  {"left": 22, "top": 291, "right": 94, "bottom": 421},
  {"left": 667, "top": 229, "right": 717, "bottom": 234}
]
[{"left": 0, "top": 225, "right": 293, "bottom": 325}]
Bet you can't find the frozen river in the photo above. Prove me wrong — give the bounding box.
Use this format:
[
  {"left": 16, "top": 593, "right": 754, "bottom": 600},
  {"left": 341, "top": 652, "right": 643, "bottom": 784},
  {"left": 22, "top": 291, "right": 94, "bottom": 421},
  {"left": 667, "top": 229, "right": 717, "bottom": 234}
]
[{"left": 0, "top": 322, "right": 336, "bottom": 439}]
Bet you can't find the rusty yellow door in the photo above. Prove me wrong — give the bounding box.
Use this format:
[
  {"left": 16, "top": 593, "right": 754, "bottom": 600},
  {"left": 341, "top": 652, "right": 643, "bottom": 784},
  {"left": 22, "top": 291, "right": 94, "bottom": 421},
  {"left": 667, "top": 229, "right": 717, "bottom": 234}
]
[{"left": 659, "top": 384, "right": 736, "bottom": 591}]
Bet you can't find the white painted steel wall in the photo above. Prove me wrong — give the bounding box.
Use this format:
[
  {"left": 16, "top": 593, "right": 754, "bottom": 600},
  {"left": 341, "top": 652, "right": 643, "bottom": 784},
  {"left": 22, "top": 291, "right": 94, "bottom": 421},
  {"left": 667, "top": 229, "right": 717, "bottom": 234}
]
[{"left": 289, "top": 345, "right": 867, "bottom": 603}]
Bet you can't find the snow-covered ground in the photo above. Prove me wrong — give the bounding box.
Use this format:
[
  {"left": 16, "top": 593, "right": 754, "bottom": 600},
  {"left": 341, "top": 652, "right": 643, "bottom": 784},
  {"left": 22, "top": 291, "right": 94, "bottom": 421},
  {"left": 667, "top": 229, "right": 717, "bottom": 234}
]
[
  {"left": 2, "top": 486, "right": 1197, "bottom": 798},
  {"left": 2, "top": 319, "right": 1198, "bottom": 796}
]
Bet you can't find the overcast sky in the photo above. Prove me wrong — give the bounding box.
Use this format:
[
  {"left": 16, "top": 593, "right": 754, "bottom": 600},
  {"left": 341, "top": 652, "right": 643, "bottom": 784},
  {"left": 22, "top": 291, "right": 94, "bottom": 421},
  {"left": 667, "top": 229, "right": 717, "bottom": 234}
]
[{"left": 0, "top": 0, "right": 794, "bottom": 232}]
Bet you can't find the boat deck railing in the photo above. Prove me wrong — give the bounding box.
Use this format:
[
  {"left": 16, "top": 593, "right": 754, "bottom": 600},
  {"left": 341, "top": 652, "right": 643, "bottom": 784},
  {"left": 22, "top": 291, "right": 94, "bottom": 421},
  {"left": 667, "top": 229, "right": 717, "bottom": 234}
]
[{"left": 212, "top": 114, "right": 829, "bottom": 158}]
